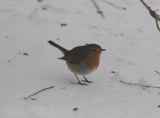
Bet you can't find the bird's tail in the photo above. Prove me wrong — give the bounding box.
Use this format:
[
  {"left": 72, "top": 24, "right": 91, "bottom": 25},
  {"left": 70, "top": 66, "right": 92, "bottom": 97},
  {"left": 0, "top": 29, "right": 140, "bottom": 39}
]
[{"left": 48, "top": 40, "right": 68, "bottom": 54}]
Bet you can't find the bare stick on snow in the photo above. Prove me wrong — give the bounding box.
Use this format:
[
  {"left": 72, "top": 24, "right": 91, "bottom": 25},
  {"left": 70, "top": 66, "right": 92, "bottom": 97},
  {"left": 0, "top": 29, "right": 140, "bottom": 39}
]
[
  {"left": 25, "top": 86, "right": 54, "bottom": 99},
  {"left": 140, "top": 0, "right": 160, "bottom": 32},
  {"left": 119, "top": 80, "right": 160, "bottom": 89},
  {"left": 91, "top": 0, "right": 105, "bottom": 19},
  {"left": 155, "top": 70, "right": 160, "bottom": 75}
]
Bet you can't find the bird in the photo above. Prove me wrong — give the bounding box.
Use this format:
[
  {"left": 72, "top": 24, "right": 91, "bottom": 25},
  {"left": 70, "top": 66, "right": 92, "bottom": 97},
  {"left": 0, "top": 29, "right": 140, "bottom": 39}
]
[{"left": 48, "top": 40, "right": 105, "bottom": 85}]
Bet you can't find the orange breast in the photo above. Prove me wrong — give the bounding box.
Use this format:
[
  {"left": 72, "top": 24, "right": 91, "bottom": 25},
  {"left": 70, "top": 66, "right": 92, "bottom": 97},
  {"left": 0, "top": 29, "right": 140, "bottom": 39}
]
[{"left": 88, "top": 51, "right": 101, "bottom": 70}]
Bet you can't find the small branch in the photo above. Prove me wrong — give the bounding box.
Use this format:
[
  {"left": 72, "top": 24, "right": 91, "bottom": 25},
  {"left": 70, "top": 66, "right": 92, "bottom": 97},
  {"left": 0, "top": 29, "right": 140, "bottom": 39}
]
[
  {"left": 119, "top": 80, "right": 160, "bottom": 89},
  {"left": 155, "top": 13, "right": 160, "bottom": 31},
  {"left": 140, "top": 0, "right": 160, "bottom": 32},
  {"left": 25, "top": 85, "right": 54, "bottom": 100},
  {"left": 91, "top": 0, "right": 105, "bottom": 19},
  {"left": 155, "top": 70, "right": 160, "bottom": 75}
]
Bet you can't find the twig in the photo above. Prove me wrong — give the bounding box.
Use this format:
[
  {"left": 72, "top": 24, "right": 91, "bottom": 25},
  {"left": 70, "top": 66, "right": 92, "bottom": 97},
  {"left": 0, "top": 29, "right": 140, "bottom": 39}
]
[
  {"left": 103, "top": 0, "right": 126, "bottom": 10},
  {"left": 140, "top": 0, "right": 160, "bottom": 32},
  {"left": 25, "top": 85, "right": 54, "bottom": 99},
  {"left": 91, "top": 0, "right": 105, "bottom": 19},
  {"left": 119, "top": 80, "right": 160, "bottom": 89},
  {"left": 155, "top": 70, "right": 160, "bottom": 75}
]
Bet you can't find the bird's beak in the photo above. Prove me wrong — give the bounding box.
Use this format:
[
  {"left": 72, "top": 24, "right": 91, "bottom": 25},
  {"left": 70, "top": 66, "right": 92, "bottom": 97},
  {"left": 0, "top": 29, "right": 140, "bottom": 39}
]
[{"left": 101, "top": 49, "right": 106, "bottom": 51}]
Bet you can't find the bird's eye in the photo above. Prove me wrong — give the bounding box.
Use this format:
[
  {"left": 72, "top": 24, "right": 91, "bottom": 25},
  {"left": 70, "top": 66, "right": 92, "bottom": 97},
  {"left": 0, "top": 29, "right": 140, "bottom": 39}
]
[{"left": 92, "top": 48, "right": 97, "bottom": 52}]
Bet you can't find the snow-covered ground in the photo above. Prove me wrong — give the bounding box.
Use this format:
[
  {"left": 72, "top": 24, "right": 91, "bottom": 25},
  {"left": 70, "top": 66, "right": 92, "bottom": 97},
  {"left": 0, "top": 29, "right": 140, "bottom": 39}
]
[{"left": 1, "top": 0, "right": 160, "bottom": 118}]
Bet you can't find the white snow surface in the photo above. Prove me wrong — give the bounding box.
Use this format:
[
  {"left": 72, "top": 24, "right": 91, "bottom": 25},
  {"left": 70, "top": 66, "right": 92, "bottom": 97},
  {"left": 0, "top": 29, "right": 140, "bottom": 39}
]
[{"left": 1, "top": 0, "right": 160, "bottom": 118}]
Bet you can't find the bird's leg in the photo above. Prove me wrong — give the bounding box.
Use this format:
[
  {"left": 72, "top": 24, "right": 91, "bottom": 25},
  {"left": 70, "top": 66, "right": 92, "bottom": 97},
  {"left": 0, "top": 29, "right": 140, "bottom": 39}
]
[
  {"left": 74, "top": 74, "right": 88, "bottom": 85},
  {"left": 82, "top": 75, "right": 93, "bottom": 83}
]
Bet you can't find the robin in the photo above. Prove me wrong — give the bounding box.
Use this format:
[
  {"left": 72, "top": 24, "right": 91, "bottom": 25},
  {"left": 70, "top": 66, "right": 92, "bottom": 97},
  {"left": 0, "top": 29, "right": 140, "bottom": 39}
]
[{"left": 48, "top": 40, "right": 105, "bottom": 85}]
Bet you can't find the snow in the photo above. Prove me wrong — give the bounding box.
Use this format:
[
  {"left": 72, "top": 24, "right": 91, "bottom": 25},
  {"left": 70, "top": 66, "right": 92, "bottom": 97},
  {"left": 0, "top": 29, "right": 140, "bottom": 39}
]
[{"left": 1, "top": 0, "right": 160, "bottom": 118}]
